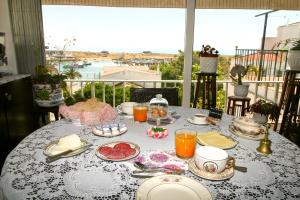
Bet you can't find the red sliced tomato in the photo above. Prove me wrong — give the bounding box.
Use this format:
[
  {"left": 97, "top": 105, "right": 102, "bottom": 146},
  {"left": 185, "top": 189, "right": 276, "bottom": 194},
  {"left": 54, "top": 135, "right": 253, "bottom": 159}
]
[
  {"left": 98, "top": 146, "right": 113, "bottom": 156},
  {"left": 114, "top": 142, "right": 131, "bottom": 150}
]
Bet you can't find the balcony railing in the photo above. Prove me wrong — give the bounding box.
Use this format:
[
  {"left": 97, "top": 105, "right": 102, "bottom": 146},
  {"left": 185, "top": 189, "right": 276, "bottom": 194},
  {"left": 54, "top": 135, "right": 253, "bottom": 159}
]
[
  {"left": 66, "top": 79, "right": 284, "bottom": 111},
  {"left": 235, "top": 49, "right": 288, "bottom": 81}
]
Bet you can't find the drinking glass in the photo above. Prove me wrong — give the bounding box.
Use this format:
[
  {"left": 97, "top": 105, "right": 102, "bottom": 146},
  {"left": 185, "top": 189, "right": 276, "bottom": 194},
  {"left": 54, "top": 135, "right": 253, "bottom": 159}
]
[
  {"left": 175, "top": 128, "right": 197, "bottom": 158},
  {"left": 133, "top": 103, "right": 148, "bottom": 122}
]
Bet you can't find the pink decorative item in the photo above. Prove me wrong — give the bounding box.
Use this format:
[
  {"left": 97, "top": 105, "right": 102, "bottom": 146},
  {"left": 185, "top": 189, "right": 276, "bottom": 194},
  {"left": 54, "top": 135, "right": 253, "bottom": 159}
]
[
  {"left": 146, "top": 127, "right": 168, "bottom": 139},
  {"left": 59, "top": 98, "right": 117, "bottom": 125}
]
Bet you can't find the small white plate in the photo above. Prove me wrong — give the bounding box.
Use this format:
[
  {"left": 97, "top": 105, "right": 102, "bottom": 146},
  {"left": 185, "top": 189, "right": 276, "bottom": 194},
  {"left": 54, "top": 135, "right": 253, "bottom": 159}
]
[
  {"left": 92, "top": 124, "right": 128, "bottom": 138},
  {"left": 187, "top": 118, "right": 209, "bottom": 125},
  {"left": 136, "top": 174, "right": 212, "bottom": 200},
  {"left": 44, "top": 139, "right": 88, "bottom": 157}
]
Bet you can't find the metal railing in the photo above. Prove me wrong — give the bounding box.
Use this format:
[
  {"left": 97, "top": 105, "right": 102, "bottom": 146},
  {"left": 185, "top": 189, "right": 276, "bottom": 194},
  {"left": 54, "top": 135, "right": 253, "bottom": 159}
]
[
  {"left": 66, "top": 79, "right": 284, "bottom": 111},
  {"left": 235, "top": 49, "right": 288, "bottom": 81}
]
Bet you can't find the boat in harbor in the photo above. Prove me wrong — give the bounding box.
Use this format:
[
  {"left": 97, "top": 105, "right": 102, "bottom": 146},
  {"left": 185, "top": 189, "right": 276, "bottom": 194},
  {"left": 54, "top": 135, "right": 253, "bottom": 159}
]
[
  {"left": 82, "top": 60, "right": 92, "bottom": 66},
  {"left": 63, "top": 63, "right": 84, "bottom": 69}
]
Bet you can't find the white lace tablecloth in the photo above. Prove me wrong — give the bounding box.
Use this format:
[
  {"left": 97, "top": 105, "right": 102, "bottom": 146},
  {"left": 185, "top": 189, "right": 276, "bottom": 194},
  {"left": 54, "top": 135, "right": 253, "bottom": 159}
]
[{"left": 1, "top": 107, "right": 300, "bottom": 200}]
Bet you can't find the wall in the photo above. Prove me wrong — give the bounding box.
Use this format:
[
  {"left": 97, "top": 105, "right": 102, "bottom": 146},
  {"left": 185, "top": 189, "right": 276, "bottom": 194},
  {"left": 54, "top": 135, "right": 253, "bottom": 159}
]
[
  {"left": 277, "top": 22, "right": 300, "bottom": 42},
  {"left": 101, "top": 70, "right": 161, "bottom": 88},
  {"left": 0, "top": 0, "right": 18, "bottom": 74}
]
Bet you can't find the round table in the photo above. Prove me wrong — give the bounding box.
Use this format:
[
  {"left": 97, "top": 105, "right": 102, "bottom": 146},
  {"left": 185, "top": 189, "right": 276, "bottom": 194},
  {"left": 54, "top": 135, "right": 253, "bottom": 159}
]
[{"left": 1, "top": 107, "right": 300, "bottom": 199}]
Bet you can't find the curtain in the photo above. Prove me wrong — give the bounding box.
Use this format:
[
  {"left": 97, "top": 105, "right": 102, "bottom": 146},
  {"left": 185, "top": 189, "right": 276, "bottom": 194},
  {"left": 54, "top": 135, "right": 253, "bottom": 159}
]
[{"left": 8, "top": 0, "right": 45, "bottom": 75}]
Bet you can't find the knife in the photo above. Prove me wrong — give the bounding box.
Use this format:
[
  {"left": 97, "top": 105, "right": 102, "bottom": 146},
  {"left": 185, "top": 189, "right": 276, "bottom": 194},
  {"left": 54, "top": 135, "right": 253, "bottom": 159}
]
[
  {"left": 234, "top": 165, "right": 247, "bottom": 173},
  {"left": 132, "top": 168, "right": 185, "bottom": 175},
  {"left": 131, "top": 169, "right": 185, "bottom": 178},
  {"left": 46, "top": 144, "right": 92, "bottom": 163}
]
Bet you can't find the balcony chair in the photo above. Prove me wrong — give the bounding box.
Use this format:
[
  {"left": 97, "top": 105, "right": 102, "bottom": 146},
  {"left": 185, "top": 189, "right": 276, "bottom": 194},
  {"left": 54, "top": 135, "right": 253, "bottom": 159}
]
[{"left": 130, "top": 88, "right": 179, "bottom": 106}]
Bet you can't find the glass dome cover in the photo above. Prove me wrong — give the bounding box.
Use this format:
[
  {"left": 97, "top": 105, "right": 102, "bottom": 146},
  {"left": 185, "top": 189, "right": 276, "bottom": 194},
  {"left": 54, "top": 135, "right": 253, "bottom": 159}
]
[{"left": 149, "top": 94, "right": 168, "bottom": 119}]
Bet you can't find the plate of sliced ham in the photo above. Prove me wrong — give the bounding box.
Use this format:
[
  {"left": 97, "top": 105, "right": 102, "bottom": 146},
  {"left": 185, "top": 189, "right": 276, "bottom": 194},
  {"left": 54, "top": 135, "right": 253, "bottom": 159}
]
[{"left": 96, "top": 141, "right": 140, "bottom": 161}]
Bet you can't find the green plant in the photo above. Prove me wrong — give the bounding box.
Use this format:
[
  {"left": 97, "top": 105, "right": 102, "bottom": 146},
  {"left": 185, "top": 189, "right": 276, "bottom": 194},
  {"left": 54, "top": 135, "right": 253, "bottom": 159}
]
[
  {"left": 33, "top": 65, "right": 67, "bottom": 89},
  {"left": 250, "top": 99, "right": 280, "bottom": 121},
  {"left": 291, "top": 39, "right": 300, "bottom": 50},
  {"left": 272, "top": 38, "right": 300, "bottom": 50},
  {"left": 230, "top": 64, "right": 249, "bottom": 85},
  {"left": 35, "top": 90, "right": 50, "bottom": 100},
  {"left": 199, "top": 45, "right": 219, "bottom": 57}
]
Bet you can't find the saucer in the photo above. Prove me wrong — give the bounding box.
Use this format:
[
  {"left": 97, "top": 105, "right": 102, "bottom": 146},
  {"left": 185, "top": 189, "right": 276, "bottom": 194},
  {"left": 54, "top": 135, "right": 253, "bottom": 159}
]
[
  {"left": 187, "top": 117, "right": 209, "bottom": 125},
  {"left": 188, "top": 159, "right": 234, "bottom": 181}
]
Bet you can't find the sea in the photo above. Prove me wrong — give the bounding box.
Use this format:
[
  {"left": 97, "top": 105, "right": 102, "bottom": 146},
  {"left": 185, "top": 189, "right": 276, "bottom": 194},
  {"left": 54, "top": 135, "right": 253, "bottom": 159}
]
[{"left": 59, "top": 60, "right": 123, "bottom": 79}]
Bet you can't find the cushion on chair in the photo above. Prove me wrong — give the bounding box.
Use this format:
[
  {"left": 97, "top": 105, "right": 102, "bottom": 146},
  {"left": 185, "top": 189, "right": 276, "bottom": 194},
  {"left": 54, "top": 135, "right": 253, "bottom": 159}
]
[{"left": 130, "top": 88, "right": 179, "bottom": 106}]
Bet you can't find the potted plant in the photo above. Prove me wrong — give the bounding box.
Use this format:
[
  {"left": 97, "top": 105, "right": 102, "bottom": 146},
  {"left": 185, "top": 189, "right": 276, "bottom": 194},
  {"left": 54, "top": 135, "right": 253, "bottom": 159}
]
[
  {"left": 230, "top": 64, "right": 249, "bottom": 97},
  {"left": 199, "top": 45, "right": 219, "bottom": 73},
  {"left": 32, "top": 65, "right": 67, "bottom": 107},
  {"left": 287, "top": 39, "right": 300, "bottom": 71},
  {"left": 250, "top": 99, "right": 280, "bottom": 124}
]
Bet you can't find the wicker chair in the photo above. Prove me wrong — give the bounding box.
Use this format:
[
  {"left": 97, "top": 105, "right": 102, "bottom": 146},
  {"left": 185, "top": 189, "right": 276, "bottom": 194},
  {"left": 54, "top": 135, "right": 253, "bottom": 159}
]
[{"left": 130, "top": 88, "right": 179, "bottom": 106}]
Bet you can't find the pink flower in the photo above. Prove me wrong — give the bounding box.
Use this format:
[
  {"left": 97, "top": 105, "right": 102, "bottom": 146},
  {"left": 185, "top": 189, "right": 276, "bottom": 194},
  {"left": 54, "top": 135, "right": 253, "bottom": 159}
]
[{"left": 154, "top": 132, "right": 160, "bottom": 139}]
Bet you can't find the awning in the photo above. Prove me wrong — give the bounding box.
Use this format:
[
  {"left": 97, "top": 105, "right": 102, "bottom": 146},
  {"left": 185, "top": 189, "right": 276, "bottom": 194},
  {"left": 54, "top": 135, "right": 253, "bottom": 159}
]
[{"left": 42, "top": 0, "right": 300, "bottom": 10}]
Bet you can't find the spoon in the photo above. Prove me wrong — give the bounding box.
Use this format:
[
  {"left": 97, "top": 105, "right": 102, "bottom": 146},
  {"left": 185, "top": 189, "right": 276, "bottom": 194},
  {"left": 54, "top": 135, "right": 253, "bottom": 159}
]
[
  {"left": 133, "top": 162, "right": 184, "bottom": 174},
  {"left": 134, "top": 162, "right": 167, "bottom": 171}
]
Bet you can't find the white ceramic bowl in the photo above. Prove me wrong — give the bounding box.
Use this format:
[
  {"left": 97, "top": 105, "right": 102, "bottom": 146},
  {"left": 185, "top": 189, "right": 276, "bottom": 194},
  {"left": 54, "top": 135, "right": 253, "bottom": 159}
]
[{"left": 195, "top": 146, "right": 228, "bottom": 174}]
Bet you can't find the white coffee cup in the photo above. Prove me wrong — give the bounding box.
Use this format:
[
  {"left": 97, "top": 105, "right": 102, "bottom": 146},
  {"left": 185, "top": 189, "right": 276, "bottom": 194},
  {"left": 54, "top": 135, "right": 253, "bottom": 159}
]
[
  {"left": 195, "top": 146, "right": 232, "bottom": 174},
  {"left": 117, "top": 102, "right": 137, "bottom": 115},
  {"left": 192, "top": 114, "right": 207, "bottom": 124}
]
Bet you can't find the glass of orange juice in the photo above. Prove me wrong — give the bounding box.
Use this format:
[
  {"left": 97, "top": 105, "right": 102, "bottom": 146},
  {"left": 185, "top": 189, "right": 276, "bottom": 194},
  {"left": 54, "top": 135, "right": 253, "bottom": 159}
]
[
  {"left": 175, "top": 128, "right": 197, "bottom": 158},
  {"left": 133, "top": 103, "right": 148, "bottom": 122}
]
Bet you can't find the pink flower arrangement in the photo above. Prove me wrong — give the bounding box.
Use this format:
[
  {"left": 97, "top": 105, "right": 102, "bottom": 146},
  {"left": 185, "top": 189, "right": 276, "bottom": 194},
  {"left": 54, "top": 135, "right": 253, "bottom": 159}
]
[{"left": 146, "top": 127, "right": 168, "bottom": 139}]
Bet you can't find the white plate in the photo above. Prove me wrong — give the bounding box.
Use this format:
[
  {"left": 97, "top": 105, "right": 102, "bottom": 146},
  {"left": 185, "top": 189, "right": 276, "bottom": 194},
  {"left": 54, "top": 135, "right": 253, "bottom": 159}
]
[
  {"left": 92, "top": 124, "right": 128, "bottom": 137},
  {"left": 95, "top": 141, "right": 140, "bottom": 162},
  {"left": 197, "top": 132, "right": 237, "bottom": 150},
  {"left": 44, "top": 139, "right": 88, "bottom": 157},
  {"left": 229, "top": 124, "right": 265, "bottom": 140},
  {"left": 187, "top": 118, "right": 209, "bottom": 125},
  {"left": 136, "top": 175, "right": 212, "bottom": 200}
]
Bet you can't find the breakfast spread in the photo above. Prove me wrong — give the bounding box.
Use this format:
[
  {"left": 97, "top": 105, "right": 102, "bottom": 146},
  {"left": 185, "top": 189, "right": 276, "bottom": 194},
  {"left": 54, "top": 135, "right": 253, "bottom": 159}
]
[
  {"left": 48, "top": 134, "right": 82, "bottom": 156},
  {"left": 59, "top": 98, "right": 117, "bottom": 125},
  {"left": 197, "top": 131, "right": 237, "bottom": 149}
]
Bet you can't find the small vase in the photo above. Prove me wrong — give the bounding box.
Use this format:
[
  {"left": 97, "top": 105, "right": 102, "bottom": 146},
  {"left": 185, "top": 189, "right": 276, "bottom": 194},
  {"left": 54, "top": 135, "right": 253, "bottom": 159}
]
[
  {"left": 33, "top": 84, "right": 64, "bottom": 107},
  {"left": 287, "top": 50, "right": 300, "bottom": 70},
  {"left": 234, "top": 84, "right": 249, "bottom": 97},
  {"left": 252, "top": 112, "right": 268, "bottom": 124}
]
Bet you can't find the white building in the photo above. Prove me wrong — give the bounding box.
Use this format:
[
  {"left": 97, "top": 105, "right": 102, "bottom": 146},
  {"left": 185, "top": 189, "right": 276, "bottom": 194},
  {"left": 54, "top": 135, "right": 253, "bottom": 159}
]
[
  {"left": 100, "top": 65, "right": 161, "bottom": 88},
  {"left": 265, "top": 22, "right": 300, "bottom": 49}
]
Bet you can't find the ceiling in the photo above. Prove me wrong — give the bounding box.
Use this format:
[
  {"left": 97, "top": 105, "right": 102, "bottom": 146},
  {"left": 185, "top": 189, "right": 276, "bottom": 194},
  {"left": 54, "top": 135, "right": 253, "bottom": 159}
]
[{"left": 42, "top": 0, "right": 300, "bottom": 10}]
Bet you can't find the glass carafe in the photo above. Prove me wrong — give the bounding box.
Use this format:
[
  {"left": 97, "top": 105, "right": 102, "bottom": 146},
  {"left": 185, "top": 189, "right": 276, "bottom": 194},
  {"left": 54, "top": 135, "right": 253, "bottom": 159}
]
[{"left": 149, "top": 94, "right": 168, "bottom": 126}]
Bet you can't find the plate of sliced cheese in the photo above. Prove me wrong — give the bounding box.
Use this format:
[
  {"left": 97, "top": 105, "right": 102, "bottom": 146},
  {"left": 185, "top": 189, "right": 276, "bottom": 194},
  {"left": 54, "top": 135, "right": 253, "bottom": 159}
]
[
  {"left": 197, "top": 131, "right": 237, "bottom": 150},
  {"left": 44, "top": 134, "right": 88, "bottom": 157}
]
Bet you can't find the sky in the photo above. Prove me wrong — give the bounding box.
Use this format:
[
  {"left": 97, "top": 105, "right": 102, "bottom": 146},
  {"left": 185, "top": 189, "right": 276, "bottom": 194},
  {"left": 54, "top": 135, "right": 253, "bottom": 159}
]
[{"left": 42, "top": 6, "right": 300, "bottom": 55}]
